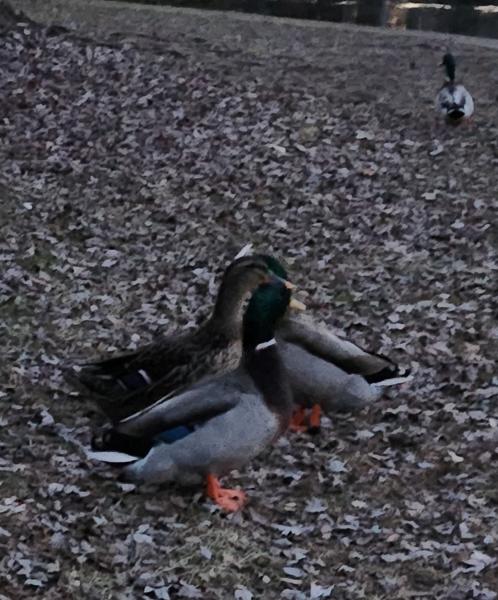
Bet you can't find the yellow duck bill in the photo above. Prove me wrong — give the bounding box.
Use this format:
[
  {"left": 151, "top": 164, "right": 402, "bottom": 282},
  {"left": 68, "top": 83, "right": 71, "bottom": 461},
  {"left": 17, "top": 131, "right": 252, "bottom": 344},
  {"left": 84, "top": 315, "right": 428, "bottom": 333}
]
[{"left": 289, "top": 298, "right": 306, "bottom": 311}]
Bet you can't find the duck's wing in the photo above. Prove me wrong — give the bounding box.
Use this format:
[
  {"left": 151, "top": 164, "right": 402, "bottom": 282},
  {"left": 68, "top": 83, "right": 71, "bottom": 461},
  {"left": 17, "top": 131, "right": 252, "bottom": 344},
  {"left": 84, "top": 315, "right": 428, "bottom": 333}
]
[
  {"left": 277, "top": 315, "right": 401, "bottom": 382},
  {"left": 115, "top": 371, "right": 246, "bottom": 438},
  {"left": 120, "top": 389, "right": 278, "bottom": 487},
  {"left": 89, "top": 375, "right": 244, "bottom": 462},
  {"left": 68, "top": 347, "right": 146, "bottom": 397},
  {"left": 72, "top": 327, "right": 209, "bottom": 396},
  {"left": 67, "top": 326, "right": 233, "bottom": 423}
]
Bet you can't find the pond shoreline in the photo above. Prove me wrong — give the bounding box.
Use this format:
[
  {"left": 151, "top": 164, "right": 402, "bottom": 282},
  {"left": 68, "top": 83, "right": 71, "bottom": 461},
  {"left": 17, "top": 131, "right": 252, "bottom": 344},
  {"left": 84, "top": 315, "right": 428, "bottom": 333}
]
[{"left": 14, "top": 0, "right": 498, "bottom": 50}]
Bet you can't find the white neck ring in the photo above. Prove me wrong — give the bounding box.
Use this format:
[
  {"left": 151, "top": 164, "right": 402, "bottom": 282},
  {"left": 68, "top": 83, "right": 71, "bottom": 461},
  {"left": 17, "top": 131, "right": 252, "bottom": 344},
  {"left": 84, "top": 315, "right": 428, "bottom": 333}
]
[{"left": 255, "top": 338, "right": 277, "bottom": 352}]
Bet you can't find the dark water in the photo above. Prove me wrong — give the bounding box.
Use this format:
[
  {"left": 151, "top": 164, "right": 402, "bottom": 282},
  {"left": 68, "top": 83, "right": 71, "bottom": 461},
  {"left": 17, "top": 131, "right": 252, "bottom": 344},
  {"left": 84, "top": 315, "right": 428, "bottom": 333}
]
[{"left": 129, "top": 0, "right": 498, "bottom": 39}]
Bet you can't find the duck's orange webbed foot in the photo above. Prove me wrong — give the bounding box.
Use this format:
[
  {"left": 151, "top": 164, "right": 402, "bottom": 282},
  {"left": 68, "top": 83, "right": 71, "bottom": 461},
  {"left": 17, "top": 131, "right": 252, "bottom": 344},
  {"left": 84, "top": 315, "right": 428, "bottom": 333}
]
[
  {"left": 308, "top": 404, "right": 322, "bottom": 434},
  {"left": 205, "top": 474, "right": 246, "bottom": 512},
  {"left": 289, "top": 405, "right": 322, "bottom": 434},
  {"left": 289, "top": 407, "right": 307, "bottom": 432}
]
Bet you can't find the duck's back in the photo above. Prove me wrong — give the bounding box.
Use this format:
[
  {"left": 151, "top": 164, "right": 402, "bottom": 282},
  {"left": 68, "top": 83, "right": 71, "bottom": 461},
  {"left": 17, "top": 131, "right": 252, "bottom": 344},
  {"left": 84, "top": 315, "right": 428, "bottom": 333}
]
[{"left": 75, "top": 325, "right": 241, "bottom": 423}]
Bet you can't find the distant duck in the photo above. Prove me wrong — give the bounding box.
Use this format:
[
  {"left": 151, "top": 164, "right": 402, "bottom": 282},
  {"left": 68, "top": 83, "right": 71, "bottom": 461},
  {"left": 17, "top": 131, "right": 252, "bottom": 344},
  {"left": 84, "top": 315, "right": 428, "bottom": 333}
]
[{"left": 436, "top": 52, "right": 474, "bottom": 124}]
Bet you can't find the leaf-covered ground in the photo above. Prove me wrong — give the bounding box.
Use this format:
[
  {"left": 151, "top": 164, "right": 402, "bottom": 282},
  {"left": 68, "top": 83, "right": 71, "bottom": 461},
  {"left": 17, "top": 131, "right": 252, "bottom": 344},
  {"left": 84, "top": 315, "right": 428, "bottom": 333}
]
[{"left": 1, "top": 2, "right": 498, "bottom": 598}]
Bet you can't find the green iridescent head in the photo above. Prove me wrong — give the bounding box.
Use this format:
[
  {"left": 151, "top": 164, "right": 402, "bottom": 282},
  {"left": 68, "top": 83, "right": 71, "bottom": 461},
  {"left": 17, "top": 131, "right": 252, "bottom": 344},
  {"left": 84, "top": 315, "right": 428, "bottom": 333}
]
[
  {"left": 243, "top": 279, "right": 290, "bottom": 348},
  {"left": 442, "top": 52, "right": 456, "bottom": 81},
  {"left": 254, "top": 254, "right": 289, "bottom": 281}
]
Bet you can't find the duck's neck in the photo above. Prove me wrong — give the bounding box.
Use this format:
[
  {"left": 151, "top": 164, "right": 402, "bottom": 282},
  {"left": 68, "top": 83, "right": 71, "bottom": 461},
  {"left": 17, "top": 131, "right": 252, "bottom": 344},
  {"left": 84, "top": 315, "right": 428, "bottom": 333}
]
[
  {"left": 244, "top": 341, "right": 293, "bottom": 428},
  {"left": 445, "top": 62, "right": 455, "bottom": 83},
  {"left": 211, "top": 277, "right": 252, "bottom": 339}
]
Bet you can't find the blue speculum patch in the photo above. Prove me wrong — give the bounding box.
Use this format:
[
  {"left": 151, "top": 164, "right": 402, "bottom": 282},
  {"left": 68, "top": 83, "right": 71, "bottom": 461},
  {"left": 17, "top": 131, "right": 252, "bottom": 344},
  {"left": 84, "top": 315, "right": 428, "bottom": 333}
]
[
  {"left": 119, "top": 370, "right": 150, "bottom": 391},
  {"left": 155, "top": 426, "right": 195, "bottom": 444}
]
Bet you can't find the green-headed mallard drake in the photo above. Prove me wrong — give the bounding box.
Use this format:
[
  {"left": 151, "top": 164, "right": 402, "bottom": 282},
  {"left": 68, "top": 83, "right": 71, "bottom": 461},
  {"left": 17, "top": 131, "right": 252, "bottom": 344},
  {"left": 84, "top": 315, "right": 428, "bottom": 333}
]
[
  {"left": 436, "top": 52, "right": 474, "bottom": 124},
  {"left": 276, "top": 313, "right": 411, "bottom": 431},
  {"left": 69, "top": 253, "right": 297, "bottom": 423},
  {"left": 88, "top": 278, "right": 294, "bottom": 512},
  {"left": 231, "top": 255, "right": 411, "bottom": 431}
]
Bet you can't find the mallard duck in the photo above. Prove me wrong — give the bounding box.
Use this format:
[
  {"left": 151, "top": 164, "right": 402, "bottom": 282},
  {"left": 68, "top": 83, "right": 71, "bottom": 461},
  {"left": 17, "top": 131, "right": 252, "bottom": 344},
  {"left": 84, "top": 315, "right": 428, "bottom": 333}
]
[
  {"left": 69, "top": 253, "right": 295, "bottom": 423},
  {"left": 88, "top": 278, "right": 294, "bottom": 512},
  {"left": 238, "top": 256, "right": 411, "bottom": 431},
  {"left": 436, "top": 52, "right": 474, "bottom": 124},
  {"left": 276, "top": 314, "right": 412, "bottom": 432}
]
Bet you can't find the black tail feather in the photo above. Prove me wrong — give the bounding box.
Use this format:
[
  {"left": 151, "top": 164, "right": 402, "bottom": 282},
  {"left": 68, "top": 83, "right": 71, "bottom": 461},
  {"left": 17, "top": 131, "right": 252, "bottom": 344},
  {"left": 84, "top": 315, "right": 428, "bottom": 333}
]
[
  {"left": 364, "top": 359, "right": 411, "bottom": 385},
  {"left": 447, "top": 108, "right": 465, "bottom": 121},
  {"left": 92, "top": 429, "right": 153, "bottom": 458}
]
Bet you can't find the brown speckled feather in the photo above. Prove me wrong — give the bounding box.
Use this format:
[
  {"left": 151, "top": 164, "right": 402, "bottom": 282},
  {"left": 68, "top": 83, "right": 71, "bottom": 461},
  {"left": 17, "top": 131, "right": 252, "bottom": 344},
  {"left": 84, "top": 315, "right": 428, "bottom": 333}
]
[{"left": 76, "top": 324, "right": 240, "bottom": 423}]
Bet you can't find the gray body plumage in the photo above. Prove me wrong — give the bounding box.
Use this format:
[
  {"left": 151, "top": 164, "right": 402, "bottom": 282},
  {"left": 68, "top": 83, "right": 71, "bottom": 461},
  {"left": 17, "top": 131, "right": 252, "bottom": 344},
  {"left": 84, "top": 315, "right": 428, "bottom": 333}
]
[
  {"left": 436, "top": 53, "right": 473, "bottom": 122},
  {"left": 118, "top": 369, "right": 251, "bottom": 434},
  {"left": 122, "top": 391, "right": 278, "bottom": 485},
  {"left": 279, "top": 341, "right": 381, "bottom": 412},
  {"left": 88, "top": 276, "right": 297, "bottom": 489},
  {"left": 276, "top": 315, "right": 398, "bottom": 412}
]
